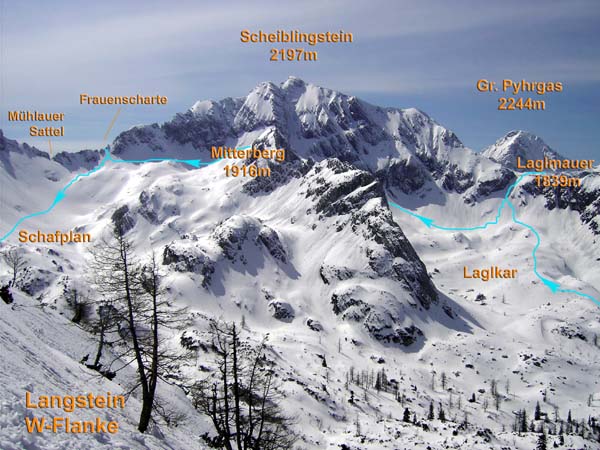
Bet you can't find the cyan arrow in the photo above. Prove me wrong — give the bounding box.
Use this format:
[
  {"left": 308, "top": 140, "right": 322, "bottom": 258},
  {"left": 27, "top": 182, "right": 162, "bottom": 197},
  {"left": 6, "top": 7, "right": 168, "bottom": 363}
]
[
  {"left": 389, "top": 201, "right": 435, "bottom": 228},
  {"left": 183, "top": 160, "right": 202, "bottom": 168},
  {"left": 54, "top": 190, "right": 66, "bottom": 203},
  {"left": 541, "top": 277, "right": 560, "bottom": 293},
  {"left": 418, "top": 216, "right": 435, "bottom": 228}
]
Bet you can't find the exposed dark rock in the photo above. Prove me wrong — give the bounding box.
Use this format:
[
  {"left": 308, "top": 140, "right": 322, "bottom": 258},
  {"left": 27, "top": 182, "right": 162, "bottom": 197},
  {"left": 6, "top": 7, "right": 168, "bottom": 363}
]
[
  {"left": 138, "top": 191, "right": 159, "bottom": 224},
  {"left": 111, "top": 205, "right": 136, "bottom": 234},
  {"left": 351, "top": 198, "right": 438, "bottom": 309},
  {"left": 0, "top": 285, "right": 14, "bottom": 304},
  {"left": 211, "top": 215, "right": 287, "bottom": 263},
  {"left": 180, "top": 329, "right": 208, "bottom": 351},
  {"left": 365, "top": 320, "right": 423, "bottom": 347},
  {"left": 113, "top": 123, "right": 166, "bottom": 154},
  {"left": 331, "top": 291, "right": 371, "bottom": 321},
  {"left": 18, "top": 267, "right": 55, "bottom": 297},
  {"left": 306, "top": 318, "right": 323, "bottom": 332},
  {"left": 470, "top": 168, "right": 515, "bottom": 201},
  {"left": 269, "top": 301, "right": 295, "bottom": 322},
  {"left": 162, "top": 243, "right": 215, "bottom": 288},
  {"left": 53, "top": 149, "right": 103, "bottom": 171},
  {"left": 242, "top": 155, "right": 313, "bottom": 196},
  {"left": 257, "top": 227, "right": 287, "bottom": 263},
  {"left": 522, "top": 173, "right": 600, "bottom": 234},
  {"left": 379, "top": 158, "right": 428, "bottom": 194},
  {"left": 319, "top": 264, "right": 355, "bottom": 284},
  {"left": 304, "top": 160, "right": 380, "bottom": 217}
]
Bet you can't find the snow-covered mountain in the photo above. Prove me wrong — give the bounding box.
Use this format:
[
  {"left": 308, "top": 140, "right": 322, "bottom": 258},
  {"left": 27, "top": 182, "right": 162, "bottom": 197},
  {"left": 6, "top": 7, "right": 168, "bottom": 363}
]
[
  {"left": 113, "top": 77, "right": 515, "bottom": 204},
  {"left": 482, "top": 130, "right": 564, "bottom": 169},
  {"left": 1, "top": 79, "right": 600, "bottom": 449}
]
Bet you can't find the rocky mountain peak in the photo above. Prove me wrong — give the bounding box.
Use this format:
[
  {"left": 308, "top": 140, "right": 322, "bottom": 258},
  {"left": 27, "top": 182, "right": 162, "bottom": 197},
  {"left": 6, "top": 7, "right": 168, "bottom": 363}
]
[{"left": 482, "top": 130, "right": 563, "bottom": 169}]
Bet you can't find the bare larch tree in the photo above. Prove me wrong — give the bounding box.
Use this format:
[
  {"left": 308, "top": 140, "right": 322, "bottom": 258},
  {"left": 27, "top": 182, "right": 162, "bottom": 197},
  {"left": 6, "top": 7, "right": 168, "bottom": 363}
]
[
  {"left": 191, "top": 320, "right": 297, "bottom": 450},
  {"left": 2, "top": 248, "right": 26, "bottom": 286},
  {"left": 88, "top": 226, "right": 189, "bottom": 432}
]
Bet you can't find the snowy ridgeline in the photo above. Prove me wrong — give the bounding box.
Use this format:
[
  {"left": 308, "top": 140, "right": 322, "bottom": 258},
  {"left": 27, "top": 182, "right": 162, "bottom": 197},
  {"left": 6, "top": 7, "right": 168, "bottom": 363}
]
[{"left": 0, "top": 78, "right": 600, "bottom": 449}]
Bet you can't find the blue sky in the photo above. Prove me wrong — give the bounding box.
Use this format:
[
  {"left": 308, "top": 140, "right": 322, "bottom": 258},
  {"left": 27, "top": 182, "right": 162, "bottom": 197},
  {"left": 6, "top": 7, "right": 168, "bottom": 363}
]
[{"left": 1, "top": 0, "right": 599, "bottom": 159}]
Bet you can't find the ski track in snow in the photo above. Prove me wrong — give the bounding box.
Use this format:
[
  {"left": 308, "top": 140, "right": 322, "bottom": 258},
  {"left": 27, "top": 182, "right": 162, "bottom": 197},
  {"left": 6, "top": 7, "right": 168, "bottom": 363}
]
[{"left": 390, "top": 171, "right": 600, "bottom": 308}]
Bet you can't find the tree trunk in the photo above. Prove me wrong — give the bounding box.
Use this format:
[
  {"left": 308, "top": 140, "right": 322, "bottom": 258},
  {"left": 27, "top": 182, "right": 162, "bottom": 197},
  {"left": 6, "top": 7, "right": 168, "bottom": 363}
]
[
  {"left": 118, "top": 235, "right": 150, "bottom": 433},
  {"left": 143, "top": 259, "right": 160, "bottom": 433},
  {"left": 92, "top": 322, "right": 105, "bottom": 368},
  {"left": 232, "top": 324, "right": 243, "bottom": 450},
  {"left": 138, "top": 394, "right": 153, "bottom": 433}
]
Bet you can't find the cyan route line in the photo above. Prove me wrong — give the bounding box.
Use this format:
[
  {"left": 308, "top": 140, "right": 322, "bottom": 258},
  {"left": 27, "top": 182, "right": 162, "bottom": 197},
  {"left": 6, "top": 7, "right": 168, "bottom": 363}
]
[
  {"left": 389, "top": 172, "right": 600, "bottom": 308},
  {"left": 0, "top": 145, "right": 227, "bottom": 243}
]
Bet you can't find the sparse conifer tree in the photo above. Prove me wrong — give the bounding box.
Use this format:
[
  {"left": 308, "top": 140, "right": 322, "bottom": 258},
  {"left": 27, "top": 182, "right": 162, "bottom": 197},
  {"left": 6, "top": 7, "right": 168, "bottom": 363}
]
[
  {"left": 536, "top": 429, "right": 547, "bottom": 450},
  {"left": 520, "top": 409, "right": 528, "bottom": 433},
  {"left": 355, "top": 414, "right": 361, "bottom": 437},
  {"left": 2, "top": 248, "right": 26, "bottom": 286},
  {"left": 438, "top": 403, "right": 446, "bottom": 422}
]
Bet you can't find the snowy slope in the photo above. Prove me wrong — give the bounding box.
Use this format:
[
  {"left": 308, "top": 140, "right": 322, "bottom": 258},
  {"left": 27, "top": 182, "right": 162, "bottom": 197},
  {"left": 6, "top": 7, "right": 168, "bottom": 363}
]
[{"left": 0, "top": 291, "right": 204, "bottom": 450}]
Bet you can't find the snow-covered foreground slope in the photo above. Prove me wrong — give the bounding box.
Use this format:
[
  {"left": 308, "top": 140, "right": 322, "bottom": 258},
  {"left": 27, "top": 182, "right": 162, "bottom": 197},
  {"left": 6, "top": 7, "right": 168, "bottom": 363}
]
[
  {"left": 0, "top": 291, "right": 203, "bottom": 450},
  {"left": 1, "top": 78, "right": 600, "bottom": 449}
]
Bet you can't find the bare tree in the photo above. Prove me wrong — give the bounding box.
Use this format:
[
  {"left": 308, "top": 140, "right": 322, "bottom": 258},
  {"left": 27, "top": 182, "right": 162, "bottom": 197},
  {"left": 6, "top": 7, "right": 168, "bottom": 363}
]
[
  {"left": 89, "top": 228, "right": 189, "bottom": 433},
  {"left": 87, "top": 301, "right": 120, "bottom": 372},
  {"left": 65, "top": 288, "right": 91, "bottom": 323},
  {"left": 135, "top": 253, "right": 190, "bottom": 431},
  {"left": 191, "top": 320, "right": 297, "bottom": 450},
  {"left": 3, "top": 248, "right": 26, "bottom": 286}
]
